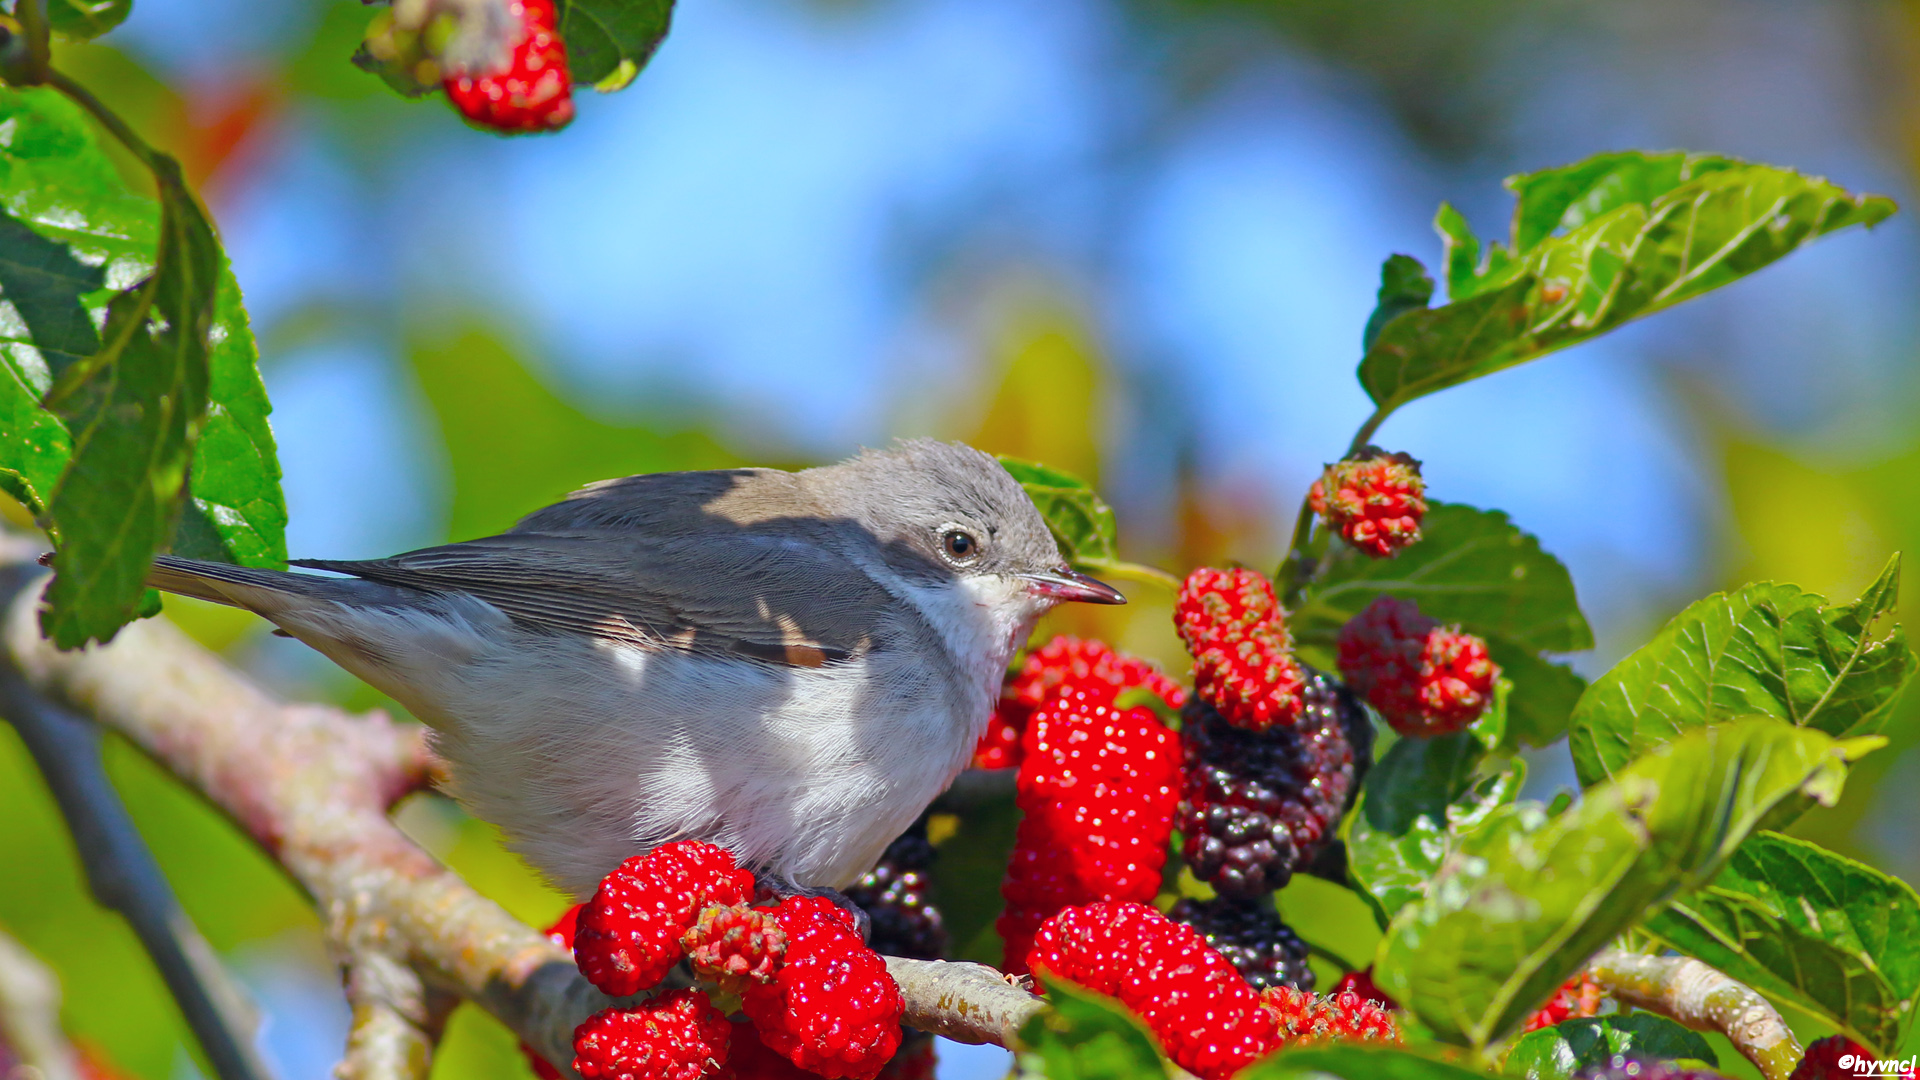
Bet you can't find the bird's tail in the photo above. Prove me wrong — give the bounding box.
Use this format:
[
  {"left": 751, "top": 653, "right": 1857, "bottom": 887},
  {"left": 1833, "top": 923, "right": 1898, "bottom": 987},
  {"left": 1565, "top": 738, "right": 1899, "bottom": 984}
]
[{"left": 146, "top": 555, "right": 323, "bottom": 608}]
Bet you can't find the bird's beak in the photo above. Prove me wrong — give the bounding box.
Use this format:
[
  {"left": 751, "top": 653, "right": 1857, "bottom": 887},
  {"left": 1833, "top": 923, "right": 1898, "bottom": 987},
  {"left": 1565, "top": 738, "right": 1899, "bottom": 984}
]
[{"left": 1023, "top": 566, "right": 1127, "bottom": 606}]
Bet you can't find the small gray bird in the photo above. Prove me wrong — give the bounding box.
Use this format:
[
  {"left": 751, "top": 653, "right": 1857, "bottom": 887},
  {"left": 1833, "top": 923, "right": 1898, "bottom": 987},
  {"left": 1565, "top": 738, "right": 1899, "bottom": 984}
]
[{"left": 146, "top": 440, "right": 1122, "bottom": 898}]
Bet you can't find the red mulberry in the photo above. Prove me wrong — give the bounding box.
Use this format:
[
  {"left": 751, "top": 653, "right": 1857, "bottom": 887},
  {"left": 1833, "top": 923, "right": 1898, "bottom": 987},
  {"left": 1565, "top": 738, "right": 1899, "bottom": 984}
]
[
  {"left": 741, "top": 896, "right": 904, "bottom": 1080},
  {"left": 1028, "top": 901, "right": 1280, "bottom": 1080},
  {"left": 1175, "top": 568, "right": 1305, "bottom": 731},
  {"left": 1337, "top": 595, "right": 1499, "bottom": 738},
  {"left": 1523, "top": 971, "right": 1606, "bottom": 1032},
  {"left": 575, "top": 841, "right": 756, "bottom": 996},
  {"left": 972, "top": 637, "right": 1185, "bottom": 769},
  {"left": 441, "top": 0, "right": 574, "bottom": 132},
  {"left": 997, "top": 690, "right": 1180, "bottom": 973},
  {"left": 1308, "top": 447, "right": 1426, "bottom": 558},
  {"left": 572, "top": 989, "right": 732, "bottom": 1080}
]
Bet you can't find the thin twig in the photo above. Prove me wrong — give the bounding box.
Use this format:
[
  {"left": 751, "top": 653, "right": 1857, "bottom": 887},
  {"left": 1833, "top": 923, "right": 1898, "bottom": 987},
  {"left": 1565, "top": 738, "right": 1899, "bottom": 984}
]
[
  {"left": 1589, "top": 946, "right": 1801, "bottom": 1080},
  {"left": 0, "top": 926, "right": 82, "bottom": 1080},
  {"left": 0, "top": 542, "right": 1046, "bottom": 1073},
  {"left": 0, "top": 567, "right": 274, "bottom": 1080}
]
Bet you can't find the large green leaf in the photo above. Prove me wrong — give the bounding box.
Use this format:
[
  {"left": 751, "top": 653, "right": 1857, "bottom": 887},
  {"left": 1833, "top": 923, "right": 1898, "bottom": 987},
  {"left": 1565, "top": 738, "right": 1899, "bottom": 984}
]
[
  {"left": 996, "top": 456, "right": 1172, "bottom": 590},
  {"left": 46, "top": 0, "right": 132, "bottom": 40},
  {"left": 558, "top": 0, "right": 675, "bottom": 89},
  {"left": 1568, "top": 555, "right": 1912, "bottom": 787},
  {"left": 1504, "top": 1014, "right": 1717, "bottom": 1079},
  {"left": 1017, "top": 978, "right": 1168, "bottom": 1080},
  {"left": 1360, "top": 153, "right": 1894, "bottom": 413},
  {"left": 1344, "top": 730, "right": 1524, "bottom": 927},
  {"left": 1241, "top": 1044, "right": 1489, "bottom": 1080},
  {"left": 1643, "top": 832, "right": 1920, "bottom": 1055},
  {"left": 0, "top": 88, "right": 283, "bottom": 645},
  {"left": 1375, "top": 719, "right": 1864, "bottom": 1050}
]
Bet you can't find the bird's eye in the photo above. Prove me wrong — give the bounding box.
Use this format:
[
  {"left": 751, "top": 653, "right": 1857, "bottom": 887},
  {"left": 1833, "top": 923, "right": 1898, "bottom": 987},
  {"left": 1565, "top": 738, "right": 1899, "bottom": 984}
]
[{"left": 942, "top": 529, "right": 980, "bottom": 561}]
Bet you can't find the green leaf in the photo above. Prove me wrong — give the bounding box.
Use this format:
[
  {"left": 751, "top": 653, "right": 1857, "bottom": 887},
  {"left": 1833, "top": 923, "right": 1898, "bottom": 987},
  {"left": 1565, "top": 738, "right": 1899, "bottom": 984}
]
[
  {"left": 1568, "top": 555, "right": 1913, "bottom": 787},
  {"left": 46, "top": 0, "right": 132, "bottom": 40},
  {"left": 1485, "top": 641, "right": 1588, "bottom": 749},
  {"left": 1363, "top": 255, "right": 1435, "bottom": 352},
  {"left": 42, "top": 159, "right": 218, "bottom": 648},
  {"left": 1241, "top": 1044, "right": 1490, "bottom": 1080},
  {"left": 1643, "top": 831, "right": 1920, "bottom": 1055},
  {"left": 1375, "top": 718, "right": 1858, "bottom": 1050},
  {"left": 0, "top": 87, "right": 284, "bottom": 645},
  {"left": 1504, "top": 1014, "right": 1717, "bottom": 1079},
  {"left": 1295, "top": 502, "right": 1592, "bottom": 655},
  {"left": 1359, "top": 154, "right": 1894, "bottom": 413},
  {"left": 1017, "top": 978, "right": 1168, "bottom": 1080},
  {"left": 558, "top": 0, "right": 675, "bottom": 87},
  {"left": 1345, "top": 730, "right": 1524, "bottom": 926}
]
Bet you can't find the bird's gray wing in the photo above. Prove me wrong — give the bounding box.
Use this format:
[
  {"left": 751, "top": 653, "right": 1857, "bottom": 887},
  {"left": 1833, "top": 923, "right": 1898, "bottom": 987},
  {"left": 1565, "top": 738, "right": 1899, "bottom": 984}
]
[{"left": 291, "top": 530, "right": 893, "bottom": 667}]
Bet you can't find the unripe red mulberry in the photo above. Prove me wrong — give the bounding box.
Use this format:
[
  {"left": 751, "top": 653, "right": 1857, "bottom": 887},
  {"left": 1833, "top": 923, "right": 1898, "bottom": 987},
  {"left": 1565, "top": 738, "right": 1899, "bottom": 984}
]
[
  {"left": 1260, "top": 985, "right": 1401, "bottom": 1044},
  {"left": 575, "top": 841, "right": 756, "bottom": 997},
  {"left": 1336, "top": 595, "right": 1498, "bottom": 738},
  {"left": 972, "top": 636, "right": 1186, "bottom": 769},
  {"left": 741, "top": 897, "right": 904, "bottom": 1080},
  {"left": 997, "top": 689, "right": 1180, "bottom": 973},
  {"left": 1177, "top": 669, "right": 1362, "bottom": 900},
  {"left": 1027, "top": 901, "right": 1280, "bottom": 1080},
  {"left": 441, "top": 0, "right": 574, "bottom": 132},
  {"left": 684, "top": 904, "right": 787, "bottom": 990},
  {"left": 1308, "top": 447, "right": 1425, "bottom": 558},
  {"left": 572, "top": 989, "right": 732, "bottom": 1080},
  {"left": 1333, "top": 967, "right": 1397, "bottom": 1010},
  {"left": 1174, "top": 568, "right": 1305, "bottom": 731},
  {"left": 1522, "top": 971, "right": 1606, "bottom": 1032}
]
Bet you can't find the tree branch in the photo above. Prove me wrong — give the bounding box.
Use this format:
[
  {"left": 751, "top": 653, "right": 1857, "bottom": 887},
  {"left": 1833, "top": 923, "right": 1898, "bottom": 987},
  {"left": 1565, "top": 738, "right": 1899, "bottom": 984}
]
[
  {"left": 0, "top": 564, "right": 275, "bottom": 1080},
  {"left": 1589, "top": 946, "right": 1802, "bottom": 1080},
  {"left": 0, "top": 545, "right": 1044, "bottom": 1075},
  {"left": 0, "top": 925, "right": 82, "bottom": 1080}
]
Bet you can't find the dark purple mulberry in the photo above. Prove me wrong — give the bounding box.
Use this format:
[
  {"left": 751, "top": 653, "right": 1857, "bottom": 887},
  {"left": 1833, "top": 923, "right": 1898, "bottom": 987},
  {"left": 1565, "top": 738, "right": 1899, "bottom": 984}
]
[
  {"left": 846, "top": 819, "right": 946, "bottom": 960},
  {"left": 1178, "top": 667, "right": 1360, "bottom": 898},
  {"left": 1579, "top": 1056, "right": 1732, "bottom": 1080},
  {"left": 1168, "top": 896, "right": 1314, "bottom": 991}
]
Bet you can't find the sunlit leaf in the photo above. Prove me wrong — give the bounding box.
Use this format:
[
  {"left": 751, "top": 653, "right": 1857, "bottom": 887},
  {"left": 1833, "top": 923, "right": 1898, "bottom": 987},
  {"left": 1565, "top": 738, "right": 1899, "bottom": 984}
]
[
  {"left": 46, "top": 0, "right": 132, "bottom": 40},
  {"left": 1360, "top": 154, "right": 1894, "bottom": 413},
  {"left": 1505, "top": 1014, "right": 1717, "bottom": 1079},
  {"left": 0, "top": 87, "right": 283, "bottom": 645},
  {"left": 1376, "top": 719, "right": 1860, "bottom": 1049},
  {"left": 1568, "top": 554, "right": 1912, "bottom": 787},
  {"left": 1344, "top": 730, "right": 1524, "bottom": 926},
  {"left": 1644, "top": 832, "right": 1920, "bottom": 1055}
]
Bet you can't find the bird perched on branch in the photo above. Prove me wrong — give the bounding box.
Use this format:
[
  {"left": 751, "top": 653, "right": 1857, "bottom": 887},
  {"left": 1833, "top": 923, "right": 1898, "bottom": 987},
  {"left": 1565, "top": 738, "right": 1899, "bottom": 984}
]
[{"left": 144, "top": 440, "right": 1123, "bottom": 899}]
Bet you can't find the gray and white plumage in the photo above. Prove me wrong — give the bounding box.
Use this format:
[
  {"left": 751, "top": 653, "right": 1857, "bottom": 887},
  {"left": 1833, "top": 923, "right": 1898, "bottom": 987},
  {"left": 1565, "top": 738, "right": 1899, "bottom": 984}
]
[{"left": 146, "top": 440, "right": 1121, "bottom": 898}]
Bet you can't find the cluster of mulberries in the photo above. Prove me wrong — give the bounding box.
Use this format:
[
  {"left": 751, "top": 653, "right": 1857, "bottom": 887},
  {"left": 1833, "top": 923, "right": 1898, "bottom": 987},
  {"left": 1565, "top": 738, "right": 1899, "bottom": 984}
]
[
  {"left": 1260, "top": 985, "right": 1401, "bottom": 1044},
  {"left": 972, "top": 637, "right": 1186, "bottom": 770},
  {"left": 998, "top": 684, "right": 1182, "bottom": 973},
  {"left": 1176, "top": 670, "right": 1362, "bottom": 901},
  {"left": 1174, "top": 568, "right": 1306, "bottom": 731},
  {"left": 1791, "top": 1036, "right": 1916, "bottom": 1080},
  {"left": 555, "top": 841, "right": 904, "bottom": 1080},
  {"left": 1522, "top": 971, "right": 1607, "bottom": 1032},
  {"left": 1337, "top": 595, "right": 1499, "bottom": 738},
  {"left": 1028, "top": 902, "right": 1281, "bottom": 1080},
  {"left": 1308, "top": 447, "right": 1426, "bottom": 559},
  {"left": 845, "top": 820, "right": 946, "bottom": 961},
  {"left": 1167, "top": 896, "right": 1312, "bottom": 991}
]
